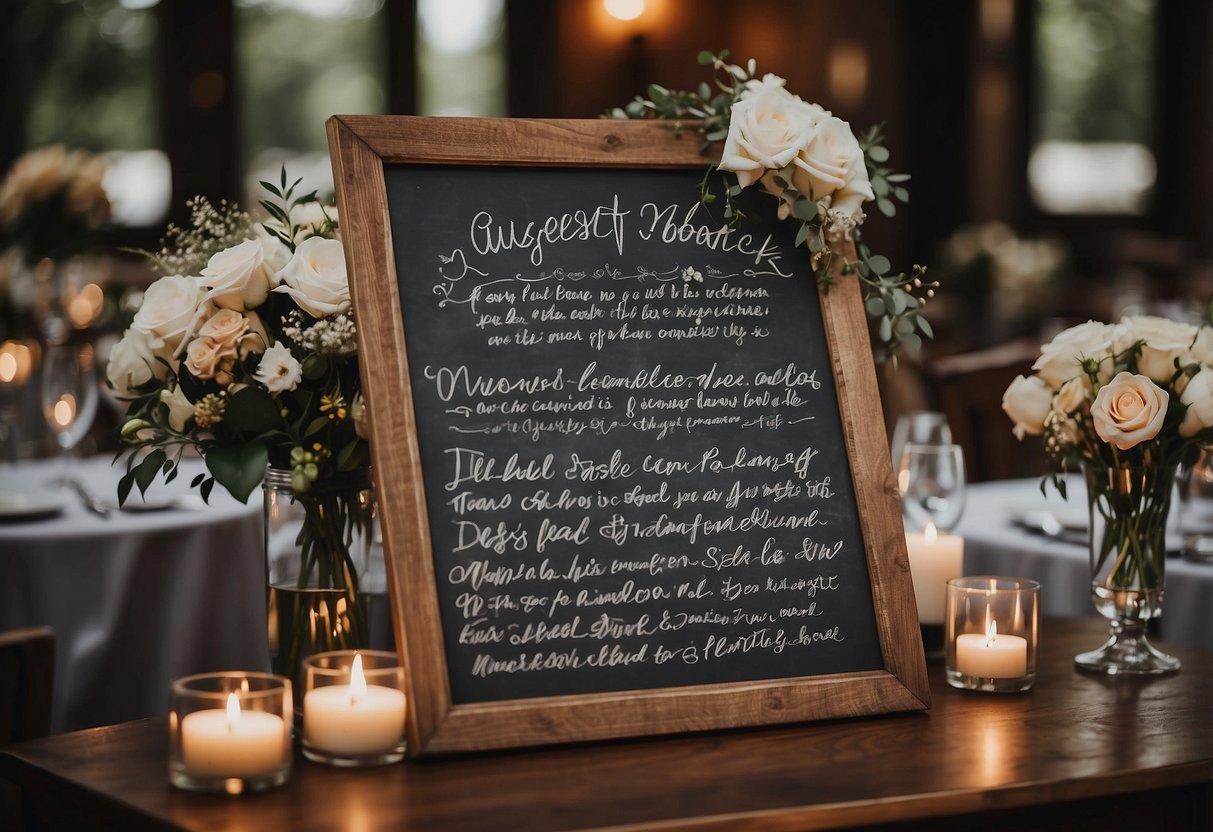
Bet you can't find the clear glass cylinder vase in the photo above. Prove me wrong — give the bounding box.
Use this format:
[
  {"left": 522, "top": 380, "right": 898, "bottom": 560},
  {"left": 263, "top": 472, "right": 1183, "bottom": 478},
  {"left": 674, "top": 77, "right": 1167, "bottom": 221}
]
[
  {"left": 1077, "top": 464, "right": 1181, "bottom": 675},
  {"left": 263, "top": 467, "right": 379, "bottom": 695}
]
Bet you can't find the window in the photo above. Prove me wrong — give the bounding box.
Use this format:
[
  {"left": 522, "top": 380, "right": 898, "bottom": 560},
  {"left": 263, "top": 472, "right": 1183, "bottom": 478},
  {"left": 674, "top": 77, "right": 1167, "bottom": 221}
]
[
  {"left": 236, "top": 0, "right": 388, "bottom": 202},
  {"left": 23, "top": 0, "right": 169, "bottom": 227},
  {"left": 1029, "top": 0, "right": 1157, "bottom": 215},
  {"left": 416, "top": 0, "right": 506, "bottom": 117}
]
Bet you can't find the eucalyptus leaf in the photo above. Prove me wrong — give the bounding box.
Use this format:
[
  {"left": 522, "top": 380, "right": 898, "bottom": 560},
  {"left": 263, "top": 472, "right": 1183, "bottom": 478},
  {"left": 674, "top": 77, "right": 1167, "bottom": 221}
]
[
  {"left": 867, "top": 255, "right": 891, "bottom": 275},
  {"left": 877, "top": 197, "right": 896, "bottom": 217},
  {"left": 868, "top": 146, "right": 890, "bottom": 163}
]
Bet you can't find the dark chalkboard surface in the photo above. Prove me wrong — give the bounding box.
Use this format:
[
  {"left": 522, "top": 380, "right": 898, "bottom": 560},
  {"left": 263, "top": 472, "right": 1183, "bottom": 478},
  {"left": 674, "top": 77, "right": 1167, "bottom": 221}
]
[{"left": 328, "top": 116, "right": 928, "bottom": 756}]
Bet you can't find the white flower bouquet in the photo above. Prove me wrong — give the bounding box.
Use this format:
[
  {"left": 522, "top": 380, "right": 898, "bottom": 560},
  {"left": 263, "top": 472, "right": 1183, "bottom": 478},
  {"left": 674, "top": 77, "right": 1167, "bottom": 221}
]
[
  {"left": 1002, "top": 316, "right": 1213, "bottom": 471},
  {"left": 111, "top": 171, "right": 366, "bottom": 503}
]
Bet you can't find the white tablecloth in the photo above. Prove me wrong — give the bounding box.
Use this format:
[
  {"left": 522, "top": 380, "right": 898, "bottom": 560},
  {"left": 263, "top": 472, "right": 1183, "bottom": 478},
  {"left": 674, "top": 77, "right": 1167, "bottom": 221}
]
[
  {"left": 0, "top": 456, "right": 267, "bottom": 732},
  {"left": 953, "top": 477, "right": 1213, "bottom": 652}
]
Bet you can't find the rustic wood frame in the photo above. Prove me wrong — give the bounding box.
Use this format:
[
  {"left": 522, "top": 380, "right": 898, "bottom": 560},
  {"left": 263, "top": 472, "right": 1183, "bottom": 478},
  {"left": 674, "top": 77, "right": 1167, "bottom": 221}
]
[{"left": 327, "top": 115, "right": 929, "bottom": 757}]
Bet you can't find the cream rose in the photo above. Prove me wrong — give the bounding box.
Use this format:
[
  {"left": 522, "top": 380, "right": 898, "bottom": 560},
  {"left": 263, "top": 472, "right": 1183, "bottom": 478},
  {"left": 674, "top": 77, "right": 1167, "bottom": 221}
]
[
  {"left": 1002, "top": 374, "right": 1054, "bottom": 439},
  {"left": 1119, "top": 315, "right": 1197, "bottom": 383},
  {"left": 273, "top": 237, "right": 350, "bottom": 317},
  {"left": 1053, "top": 376, "right": 1089, "bottom": 414},
  {"left": 1191, "top": 327, "right": 1213, "bottom": 365},
  {"left": 106, "top": 330, "right": 163, "bottom": 398},
  {"left": 159, "top": 385, "right": 194, "bottom": 432},
  {"left": 1091, "top": 371, "right": 1168, "bottom": 450},
  {"left": 131, "top": 275, "right": 204, "bottom": 354},
  {"left": 185, "top": 337, "right": 236, "bottom": 381},
  {"left": 1032, "top": 320, "right": 1118, "bottom": 389},
  {"left": 719, "top": 74, "right": 822, "bottom": 190},
  {"left": 1180, "top": 368, "right": 1213, "bottom": 438},
  {"left": 791, "top": 115, "right": 874, "bottom": 220},
  {"left": 198, "top": 308, "right": 250, "bottom": 351},
  {"left": 201, "top": 239, "right": 273, "bottom": 310}
]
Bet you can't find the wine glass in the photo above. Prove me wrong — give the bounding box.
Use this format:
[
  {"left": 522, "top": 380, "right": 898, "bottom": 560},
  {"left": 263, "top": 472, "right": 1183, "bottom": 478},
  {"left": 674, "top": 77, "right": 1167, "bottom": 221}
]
[
  {"left": 898, "top": 442, "right": 967, "bottom": 532},
  {"left": 40, "top": 342, "right": 99, "bottom": 476},
  {"left": 890, "top": 411, "right": 952, "bottom": 469}
]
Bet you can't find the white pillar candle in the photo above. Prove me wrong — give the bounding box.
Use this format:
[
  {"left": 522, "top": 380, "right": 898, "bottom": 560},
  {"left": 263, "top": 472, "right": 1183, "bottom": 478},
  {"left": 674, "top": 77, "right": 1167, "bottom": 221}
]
[
  {"left": 955, "top": 620, "right": 1028, "bottom": 678},
  {"left": 905, "top": 523, "right": 965, "bottom": 624},
  {"left": 180, "top": 693, "right": 287, "bottom": 779},
  {"left": 304, "top": 654, "right": 407, "bottom": 756}
]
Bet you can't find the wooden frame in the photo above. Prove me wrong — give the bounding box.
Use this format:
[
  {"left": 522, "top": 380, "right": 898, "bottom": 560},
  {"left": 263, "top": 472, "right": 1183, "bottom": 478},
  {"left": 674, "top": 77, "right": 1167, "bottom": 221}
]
[{"left": 327, "top": 115, "right": 929, "bottom": 756}]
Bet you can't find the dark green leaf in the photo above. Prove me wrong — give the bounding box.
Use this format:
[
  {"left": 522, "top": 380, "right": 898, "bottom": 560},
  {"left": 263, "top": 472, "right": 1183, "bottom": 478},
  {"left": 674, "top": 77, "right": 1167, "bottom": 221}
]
[
  {"left": 134, "top": 449, "right": 167, "bottom": 495},
  {"left": 118, "top": 471, "right": 134, "bottom": 507},
  {"left": 225, "top": 386, "right": 284, "bottom": 434},
  {"left": 200, "top": 477, "right": 215, "bottom": 504},
  {"left": 190, "top": 472, "right": 207, "bottom": 488},
  {"left": 337, "top": 438, "right": 368, "bottom": 471},
  {"left": 302, "top": 354, "right": 330, "bottom": 380},
  {"left": 304, "top": 415, "right": 330, "bottom": 437},
  {"left": 205, "top": 443, "right": 268, "bottom": 503},
  {"left": 697, "top": 50, "right": 715, "bottom": 65}
]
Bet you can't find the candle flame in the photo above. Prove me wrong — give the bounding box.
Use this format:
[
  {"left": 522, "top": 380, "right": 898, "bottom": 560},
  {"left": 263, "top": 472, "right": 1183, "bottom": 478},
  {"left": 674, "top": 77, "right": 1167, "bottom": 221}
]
[
  {"left": 0, "top": 352, "right": 15, "bottom": 384},
  {"left": 924, "top": 521, "right": 937, "bottom": 544},
  {"left": 53, "top": 395, "right": 76, "bottom": 428},
  {"left": 226, "top": 692, "right": 241, "bottom": 730},
  {"left": 349, "top": 652, "right": 367, "bottom": 704},
  {"left": 985, "top": 619, "right": 998, "bottom": 646}
]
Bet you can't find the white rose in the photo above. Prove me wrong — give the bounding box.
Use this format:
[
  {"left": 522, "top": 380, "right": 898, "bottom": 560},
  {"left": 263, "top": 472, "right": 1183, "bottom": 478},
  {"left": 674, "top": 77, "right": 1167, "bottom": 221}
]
[
  {"left": 1002, "top": 374, "right": 1053, "bottom": 439},
  {"left": 719, "top": 75, "right": 822, "bottom": 190},
  {"left": 1118, "top": 315, "right": 1197, "bottom": 384},
  {"left": 254, "top": 340, "right": 302, "bottom": 393},
  {"left": 1180, "top": 367, "right": 1213, "bottom": 438},
  {"left": 131, "top": 275, "right": 204, "bottom": 354},
  {"left": 159, "top": 385, "right": 194, "bottom": 432},
  {"left": 289, "top": 201, "right": 337, "bottom": 236},
  {"left": 1191, "top": 326, "right": 1213, "bottom": 365},
  {"left": 1091, "top": 371, "right": 1168, "bottom": 450},
  {"left": 106, "top": 330, "right": 163, "bottom": 398},
  {"left": 1053, "top": 376, "right": 1089, "bottom": 414},
  {"left": 201, "top": 239, "right": 273, "bottom": 311},
  {"left": 254, "top": 224, "right": 293, "bottom": 273},
  {"left": 272, "top": 237, "right": 350, "bottom": 317},
  {"left": 791, "top": 115, "right": 874, "bottom": 220},
  {"left": 350, "top": 392, "right": 369, "bottom": 439},
  {"left": 1032, "top": 320, "right": 1118, "bottom": 389}
]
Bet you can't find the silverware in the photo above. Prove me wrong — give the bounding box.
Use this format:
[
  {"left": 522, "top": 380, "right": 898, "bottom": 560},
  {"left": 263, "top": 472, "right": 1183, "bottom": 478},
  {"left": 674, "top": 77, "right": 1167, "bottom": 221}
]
[{"left": 55, "top": 478, "right": 112, "bottom": 518}]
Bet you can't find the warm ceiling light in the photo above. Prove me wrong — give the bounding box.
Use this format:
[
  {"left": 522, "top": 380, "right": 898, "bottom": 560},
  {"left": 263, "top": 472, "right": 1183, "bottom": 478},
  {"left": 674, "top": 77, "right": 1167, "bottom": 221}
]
[{"left": 603, "top": 0, "right": 645, "bottom": 22}]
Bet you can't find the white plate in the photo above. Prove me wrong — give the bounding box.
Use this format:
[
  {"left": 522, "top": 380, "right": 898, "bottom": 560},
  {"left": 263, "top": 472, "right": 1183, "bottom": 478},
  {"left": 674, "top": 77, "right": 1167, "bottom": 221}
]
[
  {"left": 1009, "top": 503, "right": 1088, "bottom": 535},
  {"left": 0, "top": 491, "right": 66, "bottom": 520}
]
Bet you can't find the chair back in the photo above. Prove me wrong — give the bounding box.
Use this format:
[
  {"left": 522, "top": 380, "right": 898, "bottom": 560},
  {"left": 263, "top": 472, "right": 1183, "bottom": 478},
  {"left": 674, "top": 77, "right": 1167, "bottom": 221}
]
[
  {"left": 0, "top": 626, "right": 54, "bottom": 745},
  {"left": 926, "top": 341, "right": 1046, "bottom": 483}
]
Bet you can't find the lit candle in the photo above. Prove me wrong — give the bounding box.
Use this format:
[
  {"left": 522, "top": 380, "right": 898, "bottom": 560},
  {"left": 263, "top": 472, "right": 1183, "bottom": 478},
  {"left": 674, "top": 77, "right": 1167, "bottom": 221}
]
[
  {"left": 179, "top": 693, "right": 288, "bottom": 779},
  {"left": 905, "top": 522, "right": 965, "bottom": 624},
  {"left": 0, "top": 341, "right": 33, "bottom": 387},
  {"left": 304, "top": 653, "right": 407, "bottom": 756},
  {"left": 955, "top": 620, "right": 1028, "bottom": 679}
]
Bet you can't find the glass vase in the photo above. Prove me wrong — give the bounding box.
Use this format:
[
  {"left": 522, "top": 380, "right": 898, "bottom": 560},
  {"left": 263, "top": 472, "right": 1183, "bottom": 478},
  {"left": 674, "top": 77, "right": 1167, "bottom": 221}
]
[
  {"left": 1076, "top": 464, "right": 1181, "bottom": 675},
  {"left": 263, "top": 467, "right": 378, "bottom": 699}
]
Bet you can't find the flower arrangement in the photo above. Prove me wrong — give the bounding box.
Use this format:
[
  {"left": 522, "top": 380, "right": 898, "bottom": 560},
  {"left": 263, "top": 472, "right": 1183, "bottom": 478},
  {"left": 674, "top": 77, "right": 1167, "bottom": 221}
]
[
  {"left": 109, "top": 170, "right": 366, "bottom": 504},
  {"left": 1001, "top": 316, "right": 1213, "bottom": 474},
  {"left": 611, "top": 50, "right": 934, "bottom": 359},
  {"left": 0, "top": 145, "right": 110, "bottom": 338},
  {"left": 1002, "top": 315, "right": 1213, "bottom": 673}
]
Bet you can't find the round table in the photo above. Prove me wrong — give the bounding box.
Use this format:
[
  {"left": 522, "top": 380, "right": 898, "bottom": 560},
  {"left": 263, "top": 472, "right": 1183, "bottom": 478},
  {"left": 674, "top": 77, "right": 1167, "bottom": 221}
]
[{"left": 0, "top": 455, "right": 267, "bottom": 732}]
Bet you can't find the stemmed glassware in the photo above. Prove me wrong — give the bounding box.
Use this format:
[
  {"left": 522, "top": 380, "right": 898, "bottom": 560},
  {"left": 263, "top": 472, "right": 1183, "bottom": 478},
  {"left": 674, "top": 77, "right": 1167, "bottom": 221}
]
[
  {"left": 898, "top": 443, "right": 967, "bottom": 532},
  {"left": 890, "top": 411, "right": 952, "bottom": 471},
  {"left": 40, "top": 342, "right": 98, "bottom": 477}
]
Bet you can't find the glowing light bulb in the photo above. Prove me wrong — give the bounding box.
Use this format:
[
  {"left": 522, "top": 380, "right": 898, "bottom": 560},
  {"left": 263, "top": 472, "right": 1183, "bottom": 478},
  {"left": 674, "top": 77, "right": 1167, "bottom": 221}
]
[{"left": 604, "top": 0, "right": 645, "bottom": 21}]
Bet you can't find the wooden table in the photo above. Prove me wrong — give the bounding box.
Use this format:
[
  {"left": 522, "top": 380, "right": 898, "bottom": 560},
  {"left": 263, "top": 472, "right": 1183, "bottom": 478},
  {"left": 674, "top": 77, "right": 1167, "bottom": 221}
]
[{"left": 3, "top": 618, "right": 1212, "bottom": 831}]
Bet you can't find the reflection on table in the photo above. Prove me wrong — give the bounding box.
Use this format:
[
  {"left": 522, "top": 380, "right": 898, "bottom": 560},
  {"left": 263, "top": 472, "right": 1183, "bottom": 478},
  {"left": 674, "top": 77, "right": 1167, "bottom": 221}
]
[
  {"left": 0, "top": 455, "right": 266, "bottom": 732},
  {"left": 954, "top": 476, "right": 1212, "bottom": 652}
]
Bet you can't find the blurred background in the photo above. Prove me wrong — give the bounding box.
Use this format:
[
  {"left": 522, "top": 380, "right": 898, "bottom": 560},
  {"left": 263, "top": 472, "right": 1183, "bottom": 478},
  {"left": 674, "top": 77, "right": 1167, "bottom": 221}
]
[{"left": 1, "top": 0, "right": 1211, "bottom": 479}]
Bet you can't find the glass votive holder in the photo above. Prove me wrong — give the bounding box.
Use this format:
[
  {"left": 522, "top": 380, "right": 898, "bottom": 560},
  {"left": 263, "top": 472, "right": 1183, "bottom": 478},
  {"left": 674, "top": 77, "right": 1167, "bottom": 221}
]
[
  {"left": 169, "top": 672, "right": 293, "bottom": 794},
  {"left": 945, "top": 576, "right": 1039, "bottom": 693},
  {"left": 302, "top": 650, "right": 407, "bottom": 766}
]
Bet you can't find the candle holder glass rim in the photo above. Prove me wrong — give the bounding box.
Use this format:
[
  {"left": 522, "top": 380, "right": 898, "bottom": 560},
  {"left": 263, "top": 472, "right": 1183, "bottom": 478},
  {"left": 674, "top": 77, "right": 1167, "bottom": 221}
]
[
  {"left": 303, "top": 649, "right": 403, "bottom": 686},
  {"left": 172, "top": 671, "right": 292, "bottom": 704},
  {"left": 947, "top": 575, "right": 1040, "bottom": 594}
]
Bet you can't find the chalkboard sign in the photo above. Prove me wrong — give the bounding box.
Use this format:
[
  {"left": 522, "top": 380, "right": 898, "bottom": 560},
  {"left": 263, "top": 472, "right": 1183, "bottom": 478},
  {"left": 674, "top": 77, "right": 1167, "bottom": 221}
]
[{"left": 328, "top": 116, "right": 929, "bottom": 756}]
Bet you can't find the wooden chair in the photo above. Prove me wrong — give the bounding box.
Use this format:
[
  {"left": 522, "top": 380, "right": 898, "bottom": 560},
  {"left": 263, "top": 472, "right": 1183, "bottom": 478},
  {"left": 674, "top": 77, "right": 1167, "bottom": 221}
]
[
  {"left": 0, "top": 626, "right": 54, "bottom": 745},
  {"left": 925, "top": 340, "right": 1047, "bottom": 483}
]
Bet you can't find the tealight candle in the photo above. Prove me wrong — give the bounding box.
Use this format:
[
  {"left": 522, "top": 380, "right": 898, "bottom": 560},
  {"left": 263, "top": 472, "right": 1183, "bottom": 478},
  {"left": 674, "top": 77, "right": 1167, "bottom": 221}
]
[
  {"left": 169, "top": 672, "right": 292, "bottom": 793},
  {"left": 303, "top": 650, "right": 407, "bottom": 765},
  {"left": 946, "top": 576, "right": 1039, "bottom": 693},
  {"left": 955, "top": 620, "right": 1028, "bottom": 678}
]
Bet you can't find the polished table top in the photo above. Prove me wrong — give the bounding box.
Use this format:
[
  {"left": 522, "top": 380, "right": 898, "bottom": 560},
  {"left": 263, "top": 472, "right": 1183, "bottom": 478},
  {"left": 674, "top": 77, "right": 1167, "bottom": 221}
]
[{"left": 3, "top": 618, "right": 1213, "bottom": 831}]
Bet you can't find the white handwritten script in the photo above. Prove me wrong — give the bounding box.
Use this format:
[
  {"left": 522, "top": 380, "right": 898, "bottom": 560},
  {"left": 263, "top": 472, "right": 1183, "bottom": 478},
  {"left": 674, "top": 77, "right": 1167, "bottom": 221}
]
[{"left": 393, "top": 172, "right": 879, "bottom": 700}]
